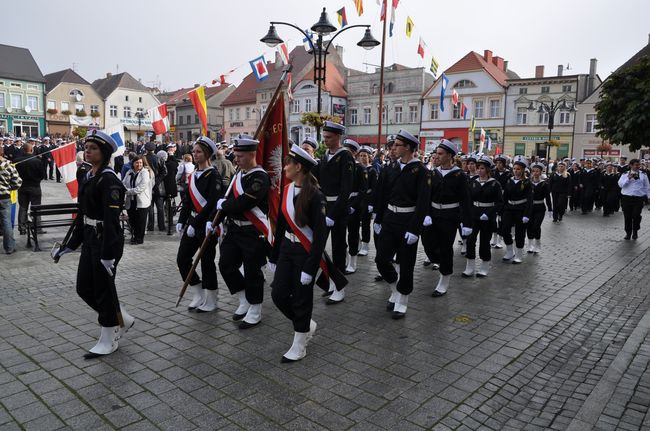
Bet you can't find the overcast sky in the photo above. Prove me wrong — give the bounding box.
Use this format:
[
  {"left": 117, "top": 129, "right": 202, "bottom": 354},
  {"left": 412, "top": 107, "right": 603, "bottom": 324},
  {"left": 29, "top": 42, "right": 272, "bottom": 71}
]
[{"left": 6, "top": 0, "right": 649, "bottom": 92}]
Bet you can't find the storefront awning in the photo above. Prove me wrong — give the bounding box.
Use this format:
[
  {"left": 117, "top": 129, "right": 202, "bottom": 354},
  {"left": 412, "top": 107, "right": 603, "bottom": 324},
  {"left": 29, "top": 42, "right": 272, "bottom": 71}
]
[{"left": 123, "top": 124, "right": 153, "bottom": 132}]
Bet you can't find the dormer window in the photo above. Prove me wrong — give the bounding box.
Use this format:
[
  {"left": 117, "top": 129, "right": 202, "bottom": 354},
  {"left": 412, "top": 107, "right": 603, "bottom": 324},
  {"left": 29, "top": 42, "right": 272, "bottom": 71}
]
[{"left": 453, "top": 80, "right": 476, "bottom": 88}]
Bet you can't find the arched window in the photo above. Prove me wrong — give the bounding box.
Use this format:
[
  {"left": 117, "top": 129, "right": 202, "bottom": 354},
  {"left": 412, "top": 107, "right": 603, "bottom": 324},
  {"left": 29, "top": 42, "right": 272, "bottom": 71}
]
[
  {"left": 372, "top": 84, "right": 378, "bottom": 95},
  {"left": 453, "top": 80, "right": 476, "bottom": 89},
  {"left": 387, "top": 82, "right": 394, "bottom": 93}
]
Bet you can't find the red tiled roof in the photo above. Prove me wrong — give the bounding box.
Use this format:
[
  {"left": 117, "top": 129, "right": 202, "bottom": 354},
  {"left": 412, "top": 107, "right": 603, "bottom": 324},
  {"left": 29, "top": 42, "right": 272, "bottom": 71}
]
[
  {"left": 301, "top": 61, "right": 347, "bottom": 98},
  {"left": 444, "top": 51, "right": 510, "bottom": 87}
]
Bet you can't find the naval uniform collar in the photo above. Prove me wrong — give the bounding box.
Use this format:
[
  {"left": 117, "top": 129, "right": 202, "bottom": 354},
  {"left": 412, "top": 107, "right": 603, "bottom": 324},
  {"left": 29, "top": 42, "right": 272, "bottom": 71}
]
[
  {"left": 436, "top": 165, "right": 460, "bottom": 176},
  {"left": 326, "top": 147, "right": 346, "bottom": 162}
]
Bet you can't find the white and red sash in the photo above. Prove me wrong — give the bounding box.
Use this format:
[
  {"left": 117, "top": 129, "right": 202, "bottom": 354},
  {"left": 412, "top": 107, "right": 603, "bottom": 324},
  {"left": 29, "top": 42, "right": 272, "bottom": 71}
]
[
  {"left": 188, "top": 168, "right": 212, "bottom": 213},
  {"left": 227, "top": 168, "right": 273, "bottom": 245}
]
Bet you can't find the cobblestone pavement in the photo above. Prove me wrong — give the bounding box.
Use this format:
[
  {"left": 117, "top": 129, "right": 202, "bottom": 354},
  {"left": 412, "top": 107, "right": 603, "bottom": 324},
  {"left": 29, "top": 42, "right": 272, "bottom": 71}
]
[{"left": 1, "top": 180, "right": 649, "bottom": 430}]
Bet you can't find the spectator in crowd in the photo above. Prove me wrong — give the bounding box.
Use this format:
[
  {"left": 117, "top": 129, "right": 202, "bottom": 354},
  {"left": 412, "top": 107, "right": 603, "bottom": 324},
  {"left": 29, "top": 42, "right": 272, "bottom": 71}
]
[
  {"left": 122, "top": 155, "right": 153, "bottom": 244},
  {"left": 0, "top": 145, "right": 22, "bottom": 254},
  {"left": 14, "top": 143, "right": 45, "bottom": 235},
  {"left": 212, "top": 144, "right": 236, "bottom": 189},
  {"left": 176, "top": 153, "right": 195, "bottom": 198}
]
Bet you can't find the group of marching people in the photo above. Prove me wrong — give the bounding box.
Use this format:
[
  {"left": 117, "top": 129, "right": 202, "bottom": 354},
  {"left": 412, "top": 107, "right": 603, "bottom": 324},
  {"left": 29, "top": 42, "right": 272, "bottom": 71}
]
[{"left": 52, "top": 124, "right": 649, "bottom": 363}]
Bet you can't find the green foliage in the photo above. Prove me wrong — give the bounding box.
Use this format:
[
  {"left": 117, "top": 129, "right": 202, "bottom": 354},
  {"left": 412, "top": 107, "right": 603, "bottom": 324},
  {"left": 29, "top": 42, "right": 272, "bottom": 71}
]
[
  {"left": 595, "top": 56, "right": 650, "bottom": 151},
  {"left": 72, "top": 127, "right": 87, "bottom": 138},
  {"left": 299, "top": 112, "right": 342, "bottom": 128},
  {"left": 314, "top": 143, "right": 327, "bottom": 159}
]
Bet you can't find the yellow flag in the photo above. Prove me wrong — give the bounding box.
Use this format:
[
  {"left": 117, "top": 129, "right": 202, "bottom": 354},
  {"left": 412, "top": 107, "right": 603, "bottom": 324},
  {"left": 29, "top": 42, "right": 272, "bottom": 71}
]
[{"left": 406, "top": 16, "right": 414, "bottom": 38}]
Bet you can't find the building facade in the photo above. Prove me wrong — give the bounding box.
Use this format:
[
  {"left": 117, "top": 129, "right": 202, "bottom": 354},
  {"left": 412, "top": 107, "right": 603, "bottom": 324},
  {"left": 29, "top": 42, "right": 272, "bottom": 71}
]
[{"left": 0, "top": 44, "right": 46, "bottom": 138}]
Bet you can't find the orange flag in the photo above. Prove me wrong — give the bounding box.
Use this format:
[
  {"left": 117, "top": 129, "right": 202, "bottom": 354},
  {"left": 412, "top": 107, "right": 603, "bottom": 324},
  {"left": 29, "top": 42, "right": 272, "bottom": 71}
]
[{"left": 188, "top": 86, "right": 208, "bottom": 135}]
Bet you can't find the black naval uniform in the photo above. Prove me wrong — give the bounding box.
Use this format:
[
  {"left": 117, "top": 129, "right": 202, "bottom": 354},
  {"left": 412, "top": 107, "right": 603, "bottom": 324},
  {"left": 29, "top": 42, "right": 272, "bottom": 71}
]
[
  {"left": 569, "top": 167, "right": 582, "bottom": 211},
  {"left": 66, "top": 168, "right": 126, "bottom": 327},
  {"left": 270, "top": 184, "right": 327, "bottom": 333},
  {"left": 549, "top": 172, "right": 571, "bottom": 221},
  {"left": 360, "top": 165, "right": 377, "bottom": 245},
  {"left": 422, "top": 166, "right": 472, "bottom": 276},
  {"left": 217, "top": 168, "right": 270, "bottom": 306},
  {"left": 527, "top": 179, "right": 551, "bottom": 241},
  {"left": 466, "top": 177, "right": 503, "bottom": 262},
  {"left": 579, "top": 168, "right": 599, "bottom": 213},
  {"left": 600, "top": 172, "right": 621, "bottom": 216},
  {"left": 493, "top": 168, "right": 511, "bottom": 239},
  {"left": 500, "top": 176, "right": 533, "bottom": 249},
  {"left": 14, "top": 152, "right": 44, "bottom": 233},
  {"left": 374, "top": 159, "right": 431, "bottom": 295},
  {"left": 176, "top": 167, "right": 223, "bottom": 291},
  {"left": 315, "top": 148, "right": 354, "bottom": 274},
  {"left": 346, "top": 160, "right": 368, "bottom": 257}
]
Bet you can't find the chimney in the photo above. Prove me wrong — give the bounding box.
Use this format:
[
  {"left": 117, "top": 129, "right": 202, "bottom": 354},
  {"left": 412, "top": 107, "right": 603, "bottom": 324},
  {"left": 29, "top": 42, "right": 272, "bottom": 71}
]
[
  {"left": 275, "top": 50, "right": 281, "bottom": 67},
  {"left": 535, "top": 65, "right": 544, "bottom": 78},
  {"left": 504, "top": 61, "right": 509, "bottom": 72},
  {"left": 336, "top": 45, "right": 344, "bottom": 61},
  {"left": 557, "top": 64, "right": 564, "bottom": 76},
  {"left": 194, "top": 83, "right": 200, "bottom": 88},
  {"left": 106, "top": 72, "right": 112, "bottom": 78},
  {"left": 483, "top": 50, "right": 493, "bottom": 63},
  {"left": 493, "top": 56, "right": 505, "bottom": 71},
  {"left": 588, "top": 58, "right": 598, "bottom": 94}
]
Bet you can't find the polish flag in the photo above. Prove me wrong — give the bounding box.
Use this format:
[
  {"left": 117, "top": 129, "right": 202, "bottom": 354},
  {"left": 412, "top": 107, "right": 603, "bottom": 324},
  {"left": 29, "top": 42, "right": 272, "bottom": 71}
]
[
  {"left": 51, "top": 142, "right": 79, "bottom": 201},
  {"left": 452, "top": 89, "right": 459, "bottom": 106},
  {"left": 149, "top": 104, "right": 169, "bottom": 135},
  {"left": 211, "top": 75, "right": 227, "bottom": 85},
  {"left": 417, "top": 37, "right": 426, "bottom": 59}
]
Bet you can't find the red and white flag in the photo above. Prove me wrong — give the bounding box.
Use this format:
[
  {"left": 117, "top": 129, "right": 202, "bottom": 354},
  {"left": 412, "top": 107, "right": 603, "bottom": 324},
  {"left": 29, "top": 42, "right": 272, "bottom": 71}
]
[
  {"left": 212, "top": 75, "right": 227, "bottom": 85},
  {"left": 277, "top": 43, "right": 290, "bottom": 65},
  {"left": 149, "top": 104, "right": 169, "bottom": 135},
  {"left": 287, "top": 72, "right": 294, "bottom": 101},
  {"left": 51, "top": 142, "right": 79, "bottom": 201},
  {"left": 452, "top": 89, "right": 459, "bottom": 106},
  {"left": 417, "top": 37, "right": 426, "bottom": 59}
]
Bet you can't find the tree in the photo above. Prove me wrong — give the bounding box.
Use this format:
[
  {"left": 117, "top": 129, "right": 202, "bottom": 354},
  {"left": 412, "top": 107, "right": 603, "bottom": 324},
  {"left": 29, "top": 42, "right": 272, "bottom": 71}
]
[{"left": 595, "top": 56, "right": 650, "bottom": 151}]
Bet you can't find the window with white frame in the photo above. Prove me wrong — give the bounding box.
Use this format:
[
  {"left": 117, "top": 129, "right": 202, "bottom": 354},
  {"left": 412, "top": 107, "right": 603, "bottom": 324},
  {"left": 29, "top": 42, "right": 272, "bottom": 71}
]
[
  {"left": 305, "top": 126, "right": 312, "bottom": 137},
  {"left": 136, "top": 107, "right": 144, "bottom": 116},
  {"left": 229, "top": 109, "right": 234, "bottom": 121},
  {"left": 541, "top": 86, "right": 550, "bottom": 94},
  {"left": 516, "top": 107, "right": 527, "bottom": 124},
  {"left": 585, "top": 114, "right": 597, "bottom": 133},
  {"left": 452, "top": 104, "right": 460, "bottom": 119},
  {"left": 538, "top": 111, "right": 549, "bottom": 125},
  {"left": 0, "top": 93, "right": 7, "bottom": 108},
  {"left": 292, "top": 99, "right": 300, "bottom": 113},
  {"left": 489, "top": 100, "right": 501, "bottom": 117},
  {"left": 349, "top": 108, "right": 358, "bottom": 125},
  {"left": 562, "top": 85, "right": 572, "bottom": 93},
  {"left": 381, "top": 105, "right": 387, "bottom": 123},
  {"left": 429, "top": 103, "right": 439, "bottom": 120},
  {"left": 235, "top": 108, "right": 240, "bottom": 120},
  {"left": 123, "top": 106, "right": 131, "bottom": 118},
  {"left": 61, "top": 101, "right": 69, "bottom": 112},
  {"left": 90, "top": 105, "right": 99, "bottom": 114},
  {"left": 559, "top": 111, "right": 571, "bottom": 124},
  {"left": 245, "top": 107, "right": 250, "bottom": 120},
  {"left": 305, "top": 98, "right": 312, "bottom": 112},
  {"left": 363, "top": 108, "right": 371, "bottom": 124},
  {"left": 27, "top": 95, "right": 38, "bottom": 110},
  {"left": 27, "top": 84, "right": 38, "bottom": 91},
  {"left": 394, "top": 106, "right": 403, "bottom": 123},
  {"left": 454, "top": 79, "right": 476, "bottom": 88},
  {"left": 47, "top": 100, "right": 56, "bottom": 110},
  {"left": 408, "top": 105, "right": 418, "bottom": 123},
  {"left": 109, "top": 105, "right": 117, "bottom": 117},
  {"left": 10, "top": 83, "right": 21, "bottom": 88},
  {"left": 75, "top": 103, "right": 84, "bottom": 113},
  {"left": 519, "top": 88, "right": 527, "bottom": 95},
  {"left": 473, "top": 100, "right": 484, "bottom": 118},
  {"left": 10, "top": 94, "right": 22, "bottom": 108}
]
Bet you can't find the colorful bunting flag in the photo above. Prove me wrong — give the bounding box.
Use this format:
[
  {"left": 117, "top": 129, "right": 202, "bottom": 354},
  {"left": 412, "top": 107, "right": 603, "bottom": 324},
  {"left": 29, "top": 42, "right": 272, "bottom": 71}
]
[
  {"left": 287, "top": 72, "right": 293, "bottom": 101},
  {"left": 249, "top": 55, "right": 269, "bottom": 81},
  {"left": 486, "top": 134, "right": 493, "bottom": 151},
  {"left": 440, "top": 73, "right": 449, "bottom": 112},
  {"left": 211, "top": 75, "right": 226, "bottom": 86},
  {"left": 277, "top": 43, "right": 289, "bottom": 65},
  {"left": 417, "top": 37, "right": 426, "bottom": 59},
  {"left": 460, "top": 103, "right": 468, "bottom": 120},
  {"left": 406, "top": 16, "right": 414, "bottom": 37},
  {"left": 469, "top": 115, "right": 477, "bottom": 133},
  {"left": 303, "top": 30, "right": 314, "bottom": 51},
  {"left": 354, "top": 0, "right": 364, "bottom": 16},
  {"left": 430, "top": 56, "right": 439, "bottom": 78},
  {"left": 380, "top": 0, "right": 386, "bottom": 21},
  {"left": 188, "top": 86, "right": 208, "bottom": 135},
  {"left": 337, "top": 7, "right": 348, "bottom": 28},
  {"left": 478, "top": 128, "right": 486, "bottom": 154},
  {"left": 148, "top": 104, "right": 169, "bottom": 135},
  {"left": 452, "top": 89, "right": 459, "bottom": 106},
  {"left": 389, "top": 0, "right": 399, "bottom": 37}
]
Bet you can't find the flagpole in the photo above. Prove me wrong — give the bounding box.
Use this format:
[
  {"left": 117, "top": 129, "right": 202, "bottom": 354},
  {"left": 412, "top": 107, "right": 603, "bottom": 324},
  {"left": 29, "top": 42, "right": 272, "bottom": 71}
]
[{"left": 375, "top": 1, "right": 388, "bottom": 152}]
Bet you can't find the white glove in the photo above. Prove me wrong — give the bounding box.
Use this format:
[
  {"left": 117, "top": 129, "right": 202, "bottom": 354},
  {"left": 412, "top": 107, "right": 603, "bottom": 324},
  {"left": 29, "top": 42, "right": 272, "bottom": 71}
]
[
  {"left": 267, "top": 262, "right": 276, "bottom": 273},
  {"left": 186, "top": 225, "right": 196, "bottom": 237},
  {"left": 373, "top": 223, "right": 382, "bottom": 235},
  {"left": 423, "top": 215, "right": 433, "bottom": 226},
  {"left": 349, "top": 207, "right": 355, "bottom": 215},
  {"left": 368, "top": 205, "right": 374, "bottom": 213},
  {"left": 300, "top": 271, "right": 313, "bottom": 285},
  {"left": 461, "top": 227, "right": 473, "bottom": 237},
  {"left": 205, "top": 221, "right": 214, "bottom": 236},
  {"left": 404, "top": 232, "right": 418, "bottom": 245},
  {"left": 216, "top": 198, "right": 226, "bottom": 210},
  {"left": 522, "top": 216, "right": 530, "bottom": 224},
  {"left": 480, "top": 213, "right": 489, "bottom": 221},
  {"left": 100, "top": 259, "right": 115, "bottom": 277},
  {"left": 325, "top": 217, "right": 335, "bottom": 227},
  {"left": 176, "top": 223, "right": 183, "bottom": 234}
]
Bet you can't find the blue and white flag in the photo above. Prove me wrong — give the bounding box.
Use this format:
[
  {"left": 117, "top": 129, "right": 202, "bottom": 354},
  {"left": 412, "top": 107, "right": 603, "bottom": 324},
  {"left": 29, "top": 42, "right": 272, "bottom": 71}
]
[
  {"left": 303, "top": 30, "right": 314, "bottom": 51},
  {"left": 486, "top": 135, "right": 492, "bottom": 151},
  {"left": 103, "top": 124, "right": 125, "bottom": 157},
  {"left": 440, "top": 74, "right": 449, "bottom": 112}
]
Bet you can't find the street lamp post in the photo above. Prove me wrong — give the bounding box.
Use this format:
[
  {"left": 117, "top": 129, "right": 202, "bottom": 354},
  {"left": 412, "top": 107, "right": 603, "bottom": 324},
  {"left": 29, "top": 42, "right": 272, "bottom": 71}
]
[
  {"left": 261, "top": 7, "right": 380, "bottom": 141},
  {"left": 527, "top": 100, "right": 576, "bottom": 159},
  {"left": 134, "top": 111, "right": 147, "bottom": 142}
]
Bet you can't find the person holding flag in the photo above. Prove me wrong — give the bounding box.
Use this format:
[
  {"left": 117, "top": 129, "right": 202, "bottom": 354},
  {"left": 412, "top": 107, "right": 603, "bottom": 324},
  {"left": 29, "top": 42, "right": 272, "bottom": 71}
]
[
  {"left": 176, "top": 137, "right": 223, "bottom": 312},
  {"left": 268, "top": 144, "right": 325, "bottom": 362}
]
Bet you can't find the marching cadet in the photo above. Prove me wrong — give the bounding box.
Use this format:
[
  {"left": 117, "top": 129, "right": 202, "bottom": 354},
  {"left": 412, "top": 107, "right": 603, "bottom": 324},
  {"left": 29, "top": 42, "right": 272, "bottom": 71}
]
[
  {"left": 374, "top": 130, "right": 430, "bottom": 318},
  {"left": 618, "top": 158, "right": 650, "bottom": 240},
  {"left": 175, "top": 137, "right": 223, "bottom": 312},
  {"left": 466, "top": 153, "right": 479, "bottom": 181},
  {"left": 52, "top": 131, "right": 135, "bottom": 359},
  {"left": 462, "top": 155, "right": 502, "bottom": 278},
  {"left": 422, "top": 139, "right": 472, "bottom": 297},
  {"left": 500, "top": 155, "right": 533, "bottom": 264},
  {"left": 527, "top": 162, "right": 552, "bottom": 254},
  {"left": 569, "top": 161, "right": 582, "bottom": 211},
  {"left": 301, "top": 137, "right": 318, "bottom": 157},
  {"left": 600, "top": 163, "right": 621, "bottom": 217},
  {"left": 579, "top": 159, "right": 599, "bottom": 214},
  {"left": 313, "top": 121, "right": 354, "bottom": 304},
  {"left": 343, "top": 138, "right": 367, "bottom": 274},
  {"left": 549, "top": 160, "right": 571, "bottom": 222},
  {"left": 269, "top": 144, "right": 325, "bottom": 362},
  {"left": 357, "top": 146, "right": 376, "bottom": 257},
  {"left": 215, "top": 134, "right": 271, "bottom": 328},
  {"left": 491, "top": 154, "right": 511, "bottom": 249}
]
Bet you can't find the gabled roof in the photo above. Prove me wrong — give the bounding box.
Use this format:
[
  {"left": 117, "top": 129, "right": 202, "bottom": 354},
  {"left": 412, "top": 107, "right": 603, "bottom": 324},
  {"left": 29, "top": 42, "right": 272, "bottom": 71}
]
[
  {"left": 91, "top": 72, "right": 150, "bottom": 99},
  {"left": 44, "top": 68, "right": 90, "bottom": 92},
  {"left": 443, "top": 51, "right": 511, "bottom": 87},
  {"left": 0, "top": 44, "right": 45, "bottom": 83},
  {"left": 301, "top": 61, "right": 347, "bottom": 98}
]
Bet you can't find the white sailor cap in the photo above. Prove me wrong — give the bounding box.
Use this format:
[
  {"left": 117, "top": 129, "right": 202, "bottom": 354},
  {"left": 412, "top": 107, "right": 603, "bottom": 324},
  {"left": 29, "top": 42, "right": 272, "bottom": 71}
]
[
  {"left": 386, "top": 134, "right": 397, "bottom": 146},
  {"left": 302, "top": 136, "right": 318, "bottom": 150},
  {"left": 513, "top": 155, "right": 528, "bottom": 168},
  {"left": 396, "top": 129, "right": 419, "bottom": 149},
  {"left": 466, "top": 152, "right": 479, "bottom": 163},
  {"left": 322, "top": 121, "right": 345, "bottom": 135},
  {"left": 85, "top": 130, "right": 118, "bottom": 154},
  {"left": 359, "top": 145, "right": 373, "bottom": 155},
  {"left": 343, "top": 138, "right": 360, "bottom": 152},
  {"left": 476, "top": 154, "right": 494, "bottom": 168},
  {"left": 166, "top": 143, "right": 176, "bottom": 149},
  {"left": 43, "top": 136, "right": 50, "bottom": 141},
  {"left": 437, "top": 139, "right": 460, "bottom": 155},
  {"left": 288, "top": 144, "right": 317, "bottom": 169},
  {"left": 233, "top": 134, "right": 259, "bottom": 152},
  {"left": 195, "top": 136, "right": 218, "bottom": 156},
  {"left": 495, "top": 154, "right": 509, "bottom": 163},
  {"left": 530, "top": 162, "right": 545, "bottom": 171}
]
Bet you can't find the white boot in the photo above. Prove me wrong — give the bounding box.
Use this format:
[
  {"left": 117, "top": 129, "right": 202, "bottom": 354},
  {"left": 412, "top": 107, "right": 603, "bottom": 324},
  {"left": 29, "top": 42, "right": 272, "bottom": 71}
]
[
  {"left": 117, "top": 305, "right": 135, "bottom": 340},
  {"left": 527, "top": 240, "right": 536, "bottom": 253},
  {"left": 187, "top": 283, "right": 203, "bottom": 310},
  {"left": 345, "top": 254, "right": 357, "bottom": 274},
  {"left": 240, "top": 303, "right": 262, "bottom": 328},
  {"left": 513, "top": 248, "right": 524, "bottom": 264},
  {"left": 392, "top": 293, "right": 409, "bottom": 319},
  {"left": 433, "top": 274, "right": 450, "bottom": 297},
  {"left": 327, "top": 287, "right": 345, "bottom": 304},
  {"left": 494, "top": 235, "right": 504, "bottom": 249},
  {"left": 490, "top": 232, "right": 498, "bottom": 247},
  {"left": 196, "top": 289, "right": 218, "bottom": 312},
  {"left": 322, "top": 279, "right": 336, "bottom": 297},
  {"left": 84, "top": 326, "right": 119, "bottom": 359},
  {"left": 306, "top": 320, "right": 317, "bottom": 344},
  {"left": 534, "top": 239, "right": 541, "bottom": 254},
  {"left": 502, "top": 244, "right": 514, "bottom": 261},
  {"left": 462, "top": 259, "right": 475, "bottom": 277},
  {"left": 233, "top": 291, "right": 250, "bottom": 321},
  {"left": 281, "top": 332, "right": 308, "bottom": 363},
  {"left": 358, "top": 242, "right": 369, "bottom": 256},
  {"left": 387, "top": 283, "right": 397, "bottom": 311},
  {"left": 477, "top": 260, "right": 490, "bottom": 277}
]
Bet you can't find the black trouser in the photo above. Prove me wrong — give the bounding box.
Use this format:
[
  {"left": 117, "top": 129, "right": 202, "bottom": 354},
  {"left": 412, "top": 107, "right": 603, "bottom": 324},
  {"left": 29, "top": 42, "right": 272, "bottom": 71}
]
[
  {"left": 570, "top": 187, "right": 581, "bottom": 210},
  {"left": 526, "top": 205, "right": 546, "bottom": 240},
  {"left": 582, "top": 188, "right": 595, "bottom": 212},
  {"left": 176, "top": 226, "right": 218, "bottom": 290},
  {"left": 147, "top": 195, "right": 166, "bottom": 230},
  {"left": 375, "top": 221, "right": 418, "bottom": 295},
  {"left": 552, "top": 192, "right": 568, "bottom": 221},
  {"left": 466, "top": 219, "right": 494, "bottom": 261},
  {"left": 501, "top": 209, "right": 526, "bottom": 248},
  {"left": 127, "top": 206, "right": 148, "bottom": 243},
  {"left": 421, "top": 217, "right": 457, "bottom": 275},
  {"left": 47, "top": 159, "right": 55, "bottom": 179},
  {"left": 18, "top": 186, "right": 41, "bottom": 232},
  {"left": 347, "top": 209, "right": 361, "bottom": 256},
  {"left": 603, "top": 191, "right": 620, "bottom": 215},
  {"left": 361, "top": 209, "right": 372, "bottom": 243},
  {"left": 327, "top": 210, "right": 348, "bottom": 272},
  {"left": 271, "top": 241, "right": 314, "bottom": 333},
  {"left": 621, "top": 196, "right": 645, "bottom": 234},
  {"left": 218, "top": 224, "right": 266, "bottom": 304},
  {"left": 76, "top": 226, "right": 124, "bottom": 327}
]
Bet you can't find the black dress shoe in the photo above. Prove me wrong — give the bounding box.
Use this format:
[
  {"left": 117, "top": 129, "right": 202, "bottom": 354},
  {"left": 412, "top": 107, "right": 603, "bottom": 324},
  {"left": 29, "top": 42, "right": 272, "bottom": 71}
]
[
  {"left": 386, "top": 301, "right": 395, "bottom": 311},
  {"left": 281, "top": 355, "right": 302, "bottom": 363},
  {"left": 632, "top": 231, "right": 638, "bottom": 240},
  {"left": 624, "top": 234, "right": 631, "bottom": 240},
  {"left": 423, "top": 261, "right": 431, "bottom": 267},
  {"left": 432, "top": 290, "right": 447, "bottom": 298},
  {"left": 344, "top": 270, "right": 355, "bottom": 275},
  {"left": 321, "top": 290, "right": 333, "bottom": 297},
  {"left": 392, "top": 311, "right": 405, "bottom": 320},
  {"left": 326, "top": 297, "right": 344, "bottom": 305},
  {"left": 239, "top": 320, "right": 260, "bottom": 329},
  {"left": 232, "top": 313, "right": 246, "bottom": 321},
  {"left": 374, "top": 275, "right": 384, "bottom": 282},
  {"left": 83, "top": 351, "right": 107, "bottom": 360}
]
